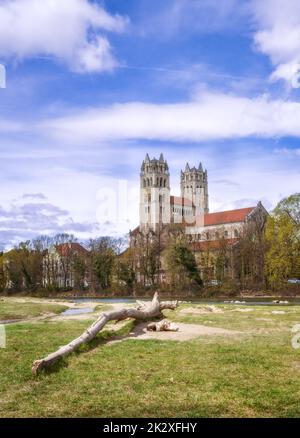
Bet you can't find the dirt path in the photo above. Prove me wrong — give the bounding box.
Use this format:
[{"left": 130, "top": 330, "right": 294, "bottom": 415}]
[
  {"left": 2, "top": 299, "right": 241, "bottom": 342},
  {"left": 108, "top": 321, "right": 241, "bottom": 344}
]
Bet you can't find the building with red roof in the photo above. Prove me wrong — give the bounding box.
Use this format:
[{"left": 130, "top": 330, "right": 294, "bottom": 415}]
[
  {"left": 135, "top": 153, "right": 267, "bottom": 244},
  {"left": 43, "top": 242, "right": 90, "bottom": 289},
  {"left": 130, "top": 154, "right": 268, "bottom": 283}
]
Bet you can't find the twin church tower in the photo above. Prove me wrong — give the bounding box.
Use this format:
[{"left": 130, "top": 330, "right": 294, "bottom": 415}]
[{"left": 139, "top": 153, "right": 209, "bottom": 232}]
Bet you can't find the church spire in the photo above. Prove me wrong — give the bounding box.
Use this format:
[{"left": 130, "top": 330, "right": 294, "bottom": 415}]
[
  {"left": 198, "top": 162, "right": 203, "bottom": 172},
  {"left": 185, "top": 162, "right": 190, "bottom": 172},
  {"left": 159, "top": 153, "right": 164, "bottom": 162}
]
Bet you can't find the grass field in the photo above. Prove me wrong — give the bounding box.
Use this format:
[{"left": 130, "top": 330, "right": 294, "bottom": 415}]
[
  {"left": 0, "top": 299, "right": 68, "bottom": 321},
  {"left": 1, "top": 299, "right": 300, "bottom": 417}
]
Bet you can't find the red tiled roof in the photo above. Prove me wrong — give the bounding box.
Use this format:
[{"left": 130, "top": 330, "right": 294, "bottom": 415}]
[
  {"left": 129, "top": 206, "right": 256, "bottom": 236},
  {"left": 130, "top": 226, "right": 140, "bottom": 236},
  {"left": 170, "top": 196, "right": 194, "bottom": 207},
  {"left": 56, "top": 243, "right": 89, "bottom": 257},
  {"left": 203, "top": 207, "right": 255, "bottom": 226}
]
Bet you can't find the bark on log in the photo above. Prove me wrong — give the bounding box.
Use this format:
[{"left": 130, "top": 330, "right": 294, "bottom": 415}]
[{"left": 32, "top": 293, "right": 178, "bottom": 375}]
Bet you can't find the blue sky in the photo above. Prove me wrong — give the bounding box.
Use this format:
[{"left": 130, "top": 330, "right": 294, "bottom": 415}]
[{"left": 0, "top": 0, "right": 300, "bottom": 249}]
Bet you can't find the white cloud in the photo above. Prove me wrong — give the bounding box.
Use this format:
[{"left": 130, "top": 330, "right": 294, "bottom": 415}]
[
  {"left": 0, "top": 0, "right": 128, "bottom": 73},
  {"left": 274, "top": 147, "right": 300, "bottom": 157},
  {"left": 22, "top": 193, "right": 47, "bottom": 200},
  {"left": 0, "top": 194, "right": 109, "bottom": 250},
  {"left": 138, "top": 0, "right": 247, "bottom": 38},
  {"left": 38, "top": 91, "right": 300, "bottom": 143},
  {"left": 1, "top": 138, "right": 299, "bottom": 248},
  {"left": 252, "top": 0, "right": 300, "bottom": 85}
]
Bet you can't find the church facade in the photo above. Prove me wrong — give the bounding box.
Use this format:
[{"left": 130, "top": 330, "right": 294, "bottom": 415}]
[
  {"left": 130, "top": 153, "right": 268, "bottom": 284},
  {"left": 137, "top": 153, "right": 267, "bottom": 239}
]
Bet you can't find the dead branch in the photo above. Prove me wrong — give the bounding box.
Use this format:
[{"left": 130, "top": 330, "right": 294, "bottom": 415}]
[{"left": 147, "top": 319, "right": 179, "bottom": 332}]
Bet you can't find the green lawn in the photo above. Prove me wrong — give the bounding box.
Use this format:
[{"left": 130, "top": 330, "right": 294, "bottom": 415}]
[
  {"left": 1, "top": 302, "right": 300, "bottom": 417},
  {"left": 166, "top": 303, "right": 300, "bottom": 331},
  {"left": 0, "top": 300, "right": 68, "bottom": 321}
]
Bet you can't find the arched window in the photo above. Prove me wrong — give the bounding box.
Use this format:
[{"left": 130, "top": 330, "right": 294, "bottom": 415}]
[
  {"left": 224, "top": 230, "right": 229, "bottom": 238},
  {"left": 150, "top": 177, "right": 153, "bottom": 186},
  {"left": 206, "top": 232, "right": 210, "bottom": 240},
  {"left": 160, "top": 177, "right": 163, "bottom": 187},
  {"left": 164, "top": 179, "right": 166, "bottom": 187},
  {"left": 234, "top": 229, "right": 239, "bottom": 238}
]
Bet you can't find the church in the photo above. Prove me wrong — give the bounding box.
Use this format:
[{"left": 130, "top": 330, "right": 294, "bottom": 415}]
[
  {"left": 135, "top": 153, "right": 267, "bottom": 240},
  {"left": 130, "top": 153, "right": 268, "bottom": 284}
]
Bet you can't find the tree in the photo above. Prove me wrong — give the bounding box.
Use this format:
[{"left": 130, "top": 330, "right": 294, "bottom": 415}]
[
  {"left": 274, "top": 193, "right": 300, "bottom": 225},
  {"left": 131, "top": 230, "right": 161, "bottom": 287},
  {"left": 36, "top": 235, "right": 56, "bottom": 290},
  {"left": 52, "top": 234, "right": 77, "bottom": 289},
  {"left": 0, "top": 252, "right": 7, "bottom": 293},
  {"left": 2, "top": 240, "right": 45, "bottom": 292},
  {"left": 72, "top": 254, "right": 88, "bottom": 289},
  {"left": 214, "top": 239, "right": 230, "bottom": 283},
  {"left": 265, "top": 193, "right": 300, "bottom": 288},
  {"left": 89, "top": 237, "right": 116, "bottom": 290},
  {"left": 4, "top": 248, "right": 24, "bottom": 292},
  {"left": 233, "top": 208, "right": 267, "bottom": 289},
  {"left": 116, "top": 247, "right": 136, "bottom": 292},
  {"left": 165, "top": 232, "right": 202, "bottom": 291}
]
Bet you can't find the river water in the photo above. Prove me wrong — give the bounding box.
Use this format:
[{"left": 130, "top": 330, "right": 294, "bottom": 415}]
[{"left": 70, "top": 297, "right": 300, "bottom": 306}]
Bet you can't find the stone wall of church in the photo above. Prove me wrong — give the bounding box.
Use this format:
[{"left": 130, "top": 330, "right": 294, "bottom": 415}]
[{"left": 185, "top": 222, "right": 244, "bottom": 241}]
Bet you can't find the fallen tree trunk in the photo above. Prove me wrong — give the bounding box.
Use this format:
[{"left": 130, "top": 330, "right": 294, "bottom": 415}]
[{"left": 32, "top": 293, "right": 178, "bottom": 375}]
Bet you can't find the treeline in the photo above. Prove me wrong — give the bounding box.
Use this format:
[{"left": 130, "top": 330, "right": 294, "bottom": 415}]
[
  {"left": 197, "top": 193, "right": 300, "bottom": 294},
  {"left": 0, "top": 234, "right": 127, "bottom": 295},
  {"left": 213, "top": 193, "right": 300, "bottom": 293},
  {"left": 117, "top": 193, "right": 300, "bottom": 295},
  {"left": 0, "top": 194, "right": 299, "bottom": 296}
]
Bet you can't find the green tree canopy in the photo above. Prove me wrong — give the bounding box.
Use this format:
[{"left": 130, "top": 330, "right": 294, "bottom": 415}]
[
  {"left": 165, "top": 235, "right": 203, "bottom": 290},
  {"left": 265, "top": 193, "right": 300, "bottom": 288}
]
